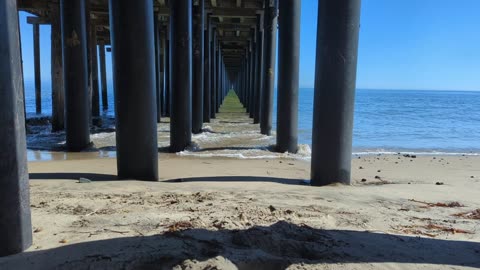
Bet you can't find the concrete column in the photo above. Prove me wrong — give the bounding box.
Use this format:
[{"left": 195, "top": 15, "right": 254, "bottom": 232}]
[
  {"left": 210, "top": 29, "right": 217, "bottom": 119},
  {"left": 217, "top": 51, "right": 221, "bottom": 109},
  {"left": 203, "top": 16, "right": 211, "bottom": 123},
  {"left": 311, "top": 0, "right": 361, "bottom": 186},
  {"left": 90, "top": 23, "right": 100, "bottom": 119},
  {"left": 165, "top": 23, "right": 171, "bottom": 117},
  {"left": 192, "top": 0, "right": 204, "bottom": 133},
  {"left": 260, "top": 0, "right": 278, "bottom": 135},
  {"left": 0, "top": 0, "right": 32, "bottom": 256},
  {"left": 85, "top": 0, "right": 92, "bottom": 122},
  {"left": 160, "top": 27, "right": 165, "bottom": 117},
  {"left": 245, "top": 45, "right": 251, "bottom": 113},
  {"left": 33, "top": 23, "right": 41, "bottom": 114},
  {"left": 170, "top": 0, "right": 193, "bottom": 152},
  {"left": 109, "top": 0, "right": 159, "bottom": 180},
  {"left": 254, "top": 15, "right": 264, "bottom": 124},
  {"left": 277, "top": 0, "right": 301, "bottom": 153},
  {"left": 248, "top": 38, "right": 255, "bottom": 118},
  {"left": 60, "top": 0, "right": 91, "bottom": 151},
  {"left": 99, "top": 43, "right": 108, "bottom": 111},
  {"left": 215, "top": 42, "right": 220, "bottom": 113},
  {"left": 243, "top": 55, "right": 247, "bottom": 107},
  {"left": 154, "top": 14, "right": 161, "bottom": 123},
  {"left": 51, "top": 4, "right": 65, "bottom": 131}
]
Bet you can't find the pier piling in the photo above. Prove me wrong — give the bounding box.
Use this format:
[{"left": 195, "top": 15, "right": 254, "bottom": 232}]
[
  {"left": 109, "top": 0, "right": 159, "bottom": 180},
  {"left": 33, "top": 23, "right": 42, "bottom": 115},
  {"left": 192, "top": 0, "right": 205, "bottom": 133},
  {"left": 311, "top": 0, "right": 361, "bottom": 186},
  {"left": 260, "top": 0, "right": 278, "bottom": 136},
  {"left": 99, "top": 43, "right": 108, "bottom": 111},
  {"left": 0, "top": 0, "right": 33, "bottom": 256},
  {"left": 51, "top": 4, "right": 65, "bottom": 131},
  {"left": 276, "top": 0, "right": 301, "bottom": 154},
  {"left": 60, "top": 0, "right": 91, "bottom": 151},
  {"left": 170, "top": 0, "right": 193, "bottom": 152},
  {"left": 203, "top": 16, "right": 211, "bottom": 123}
]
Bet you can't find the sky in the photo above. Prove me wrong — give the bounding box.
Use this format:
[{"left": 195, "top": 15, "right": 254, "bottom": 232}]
[{"left": 19, "top": 0, "right": 480, "bottom": 91}]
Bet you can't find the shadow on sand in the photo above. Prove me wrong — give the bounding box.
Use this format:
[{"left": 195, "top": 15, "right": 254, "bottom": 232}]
[
  {"left": 164, "top": 176, "right": 307, "bottom": 186},
  {"left": 29, "top": 173, "right": 306, "bottom": 186},
  {"left": 29, "top": 173, "right": 118, "bottom": 181},
  {"left": 0, "top": 221, "right": 478, "bottom": 269}
]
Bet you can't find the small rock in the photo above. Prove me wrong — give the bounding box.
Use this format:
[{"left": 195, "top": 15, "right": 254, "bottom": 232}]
[
  {"left": 411, "top": 155, "right": 417, "bottom": 158},
  {"left": 435, "top": 182, "right": 444, "bottom": 185},
  {"left": 359, "top": 166, "right": 364, "bottom": 169},
  {"left": 288, "top": 163, "right": 294, "bottom": 166},
  {"left": 78, "top": 178, "right": 91, "bottom": 183},
  {"left": 59, "top": 239, "right": 67, "bottom": 244},
  {"left": 377, "top": 170, "right": 381, "bottom": 172},
  {"left": 374, "top": 176, "right": 381, "bottom": 180},
  {"left": 361, "top": 178, "right": 367, "bottom": 182},
  {"left": 33, "top": 228, "right": 42, "bottom": 233},
  {"left": 268, "top": 205, "right": 276, "bottom": 212},
  {"left": 471, "top": 176, "right": 475, "bottom": 179}
]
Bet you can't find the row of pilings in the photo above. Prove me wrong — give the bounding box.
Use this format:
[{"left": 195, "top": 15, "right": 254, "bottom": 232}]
[{"left": 0, "top": 0, "right": 361, "bottom": 257}]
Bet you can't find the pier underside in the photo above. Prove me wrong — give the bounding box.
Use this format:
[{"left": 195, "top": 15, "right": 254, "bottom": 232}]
[{"left": 2, "top": 0, "right": 363, "bottom": 256}]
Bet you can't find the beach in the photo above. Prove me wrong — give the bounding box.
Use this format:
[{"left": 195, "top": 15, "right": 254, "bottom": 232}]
[
  {"left": 1, "top": 92, "right": 479, "bottom": 269},
  {"left": 0, "top": 154, "right": 478, "bottom": 269}
]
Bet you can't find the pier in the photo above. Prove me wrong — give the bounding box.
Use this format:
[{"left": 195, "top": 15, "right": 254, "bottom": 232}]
[{"left": 1, "top": 0, "right": 361, "bottom": 256}]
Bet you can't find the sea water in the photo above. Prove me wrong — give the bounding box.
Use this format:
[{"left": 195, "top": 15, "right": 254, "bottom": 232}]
[{"left": 24, "top": 80, "right": 480, "bottom": 155}]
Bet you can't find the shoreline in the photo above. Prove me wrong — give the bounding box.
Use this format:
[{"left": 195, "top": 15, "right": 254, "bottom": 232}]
[{"left": 26, "top": 147, "right": 480, "bottom": 162}]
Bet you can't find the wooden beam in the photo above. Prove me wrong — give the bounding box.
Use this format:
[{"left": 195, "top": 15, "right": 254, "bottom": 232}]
[
  {"left": 212, "top": 22, "right": 255, "bottom": 28},
  {"left": 26, "top": 16, "right": 50, "bottom": 25},
  {"left": 17, "top": 0, "right": 49, "bottom": 10},
  {"left": 218, "top": 36, "right": 251, "bottom": 42},
  {"left": 209, "top": 8, "right": 258, "bottom": 18}
]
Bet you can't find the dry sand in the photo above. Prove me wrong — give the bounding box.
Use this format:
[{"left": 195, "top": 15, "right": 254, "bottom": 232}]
[{"left": 0, "top": 154, "right": 479, "bottom": 269}]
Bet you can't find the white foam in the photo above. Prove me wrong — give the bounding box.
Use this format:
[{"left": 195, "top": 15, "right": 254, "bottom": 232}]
[
  {"left": 91, "top": 132, "right": 115, "bottom": 139},
  {"left": 177, "top": 151, "right": 282, "bottom": 160},
  {"left": 352, "top": 151, "right": 480, "bottom": 156}
]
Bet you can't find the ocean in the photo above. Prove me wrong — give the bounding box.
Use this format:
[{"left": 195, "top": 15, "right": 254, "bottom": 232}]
[{"left": 24, "top": 80, "right": 480, "bottom": 155}]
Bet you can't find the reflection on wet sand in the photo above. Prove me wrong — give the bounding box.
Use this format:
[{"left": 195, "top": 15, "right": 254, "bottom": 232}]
[{"left": 27, "top": 150, "right": 116, "bottom": 162}]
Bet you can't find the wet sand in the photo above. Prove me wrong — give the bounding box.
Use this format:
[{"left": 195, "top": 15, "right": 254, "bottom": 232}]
[{"left": 3, "top": 93, "right": 479, "bottom": 269}]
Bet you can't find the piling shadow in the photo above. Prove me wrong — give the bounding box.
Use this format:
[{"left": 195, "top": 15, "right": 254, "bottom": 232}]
[
  {"left": 0, "top": 221, "right": 478, "bottom": 269},
  {"left": 29, "top": 173, "right": 118, "bottom": 181},
  {"left": 164, "top": 176, "right": 308, "bottom": 186}
]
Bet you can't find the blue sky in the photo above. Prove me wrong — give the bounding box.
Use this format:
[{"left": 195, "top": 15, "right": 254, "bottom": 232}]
[{"left": 19, "top": 0, "right": 480, "bottom": 91}]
